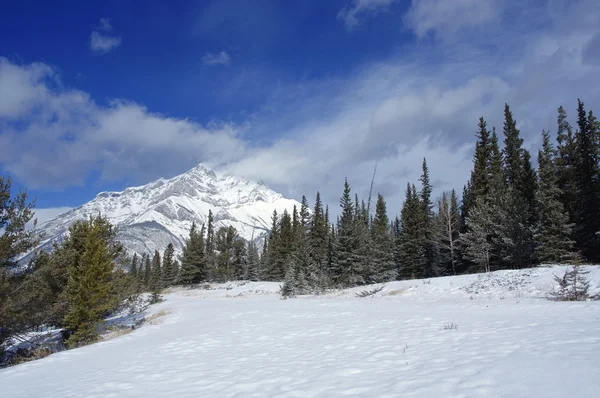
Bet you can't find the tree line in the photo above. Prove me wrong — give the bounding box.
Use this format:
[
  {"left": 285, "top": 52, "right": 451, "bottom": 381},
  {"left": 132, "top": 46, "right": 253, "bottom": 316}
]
[{"left": 134, "top": 100, "right": 600, "bottom": 297}]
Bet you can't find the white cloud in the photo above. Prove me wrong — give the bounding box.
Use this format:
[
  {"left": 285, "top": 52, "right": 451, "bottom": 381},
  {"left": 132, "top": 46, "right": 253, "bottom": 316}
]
[
  {"left": 403, "top": 0, "right": 501, "bottom": 39},
  {"left": 90, "top": 18, "right": 122, "bottom": 54},
  {"left": 0, "top": 57, "right": 245, "bottom": 189},
  {"left": 202, "top": 51, "right": 231, "bottom": 66},
  {"left": 337, "top": 0, "right": 397, "bottom": 31}
]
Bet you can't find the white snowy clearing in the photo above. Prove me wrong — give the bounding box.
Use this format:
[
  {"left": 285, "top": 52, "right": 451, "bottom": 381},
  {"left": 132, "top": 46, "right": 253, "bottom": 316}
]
[{"left": 2, "top": 265, "right": 600, "bottom": 397}]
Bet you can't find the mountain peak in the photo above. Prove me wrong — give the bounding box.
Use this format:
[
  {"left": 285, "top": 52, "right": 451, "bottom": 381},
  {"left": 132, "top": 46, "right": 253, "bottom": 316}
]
[{"left": 29, "top": 165, "right": 300, "bottom": 261}]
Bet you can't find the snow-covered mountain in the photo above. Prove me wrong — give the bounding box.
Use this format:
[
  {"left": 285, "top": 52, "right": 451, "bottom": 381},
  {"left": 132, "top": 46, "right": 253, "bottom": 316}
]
[{"left": 29, "top": 164, "right": 300, "bottom": 260}]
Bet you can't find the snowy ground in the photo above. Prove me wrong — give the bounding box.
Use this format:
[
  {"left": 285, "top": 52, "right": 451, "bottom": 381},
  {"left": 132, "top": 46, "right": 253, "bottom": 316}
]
[{"left": 2, "top": 265, "right": 600, "bottom": 397}]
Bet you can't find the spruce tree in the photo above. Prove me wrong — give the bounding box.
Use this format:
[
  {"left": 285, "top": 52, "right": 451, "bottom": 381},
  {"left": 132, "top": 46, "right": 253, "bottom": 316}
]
[
  {"left": 0, "top": 176, "right": 37, "bottom": 269},
  {"left": 309, "top": 192, "right": 328, "bottom": 277},
  {"left": 144, "top": 254, "right": 151, "bottom": 287},
  {"left": 300, "top": 194, "right": 311, "bottom": 233},
  {"left": 205, "top": 209, "right": 215, "bottom": 276},
  {"left": 460, "top": 197, "right": 494, "bottom": 273},
  {"left": 130, "top": 253, "right": 138, "bottom": 279},
  {"left": 488, "top": 128, "right": 505, "bottom": 200},
  {"left": 179, "top": 222, "right": 208, "bottom": 284},
  {"left": 470, "top": 117, "right": 492, "bottom": 201},
  {"left": 333, "top": 178, "right": 363, "bottom": 286},
  {"left": 419, "top": 158, "right": 436, "bottom": 276},
  {"left": 573, "top": 100, "right": 600, "bottom": 261},
  {"left": 535, "top": 130, "right": 574, "bottom": 263},
  {"left": 161, "top": 243, "right": 176, "bottom": 287},
  {"left": 398, "top": 184, "right": 427, "bottom": 279},
  {"left": 370, "top": 194, "right": 396, "bottom": 282},
  {"left": 233, "top": 238, "right": 248, "bottom": 280},
  {"left": 214, "top": 226, "right": 237, "bottom": 282},
  {"left": 64, "top": 216, "right": 117, "bottom": 346},
  {"left": 246, "top": 240, "right": 260, "bottom": 281},
  {"left": 151, "top": 250, "right": 162, "bottom": 290},
  {"left": 499, "top": 103, "right": 536, "bottom": 268},
  {"left": 432, "top": 190, "right": 461, "bottom": 275},
  {"left": 556, "top": 105, "right": 578, "bottom": 225}
]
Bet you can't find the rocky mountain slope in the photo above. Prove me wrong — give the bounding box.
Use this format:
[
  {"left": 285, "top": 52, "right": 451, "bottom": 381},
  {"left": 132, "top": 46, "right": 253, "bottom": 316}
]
[{"left": 28, "top": 164, "right": 301, "bottom": 260}]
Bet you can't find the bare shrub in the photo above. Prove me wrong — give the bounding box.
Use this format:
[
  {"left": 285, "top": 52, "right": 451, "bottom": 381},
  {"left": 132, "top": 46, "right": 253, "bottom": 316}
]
[
  {"left": 548, "top": 265, "right": 592, "bottom": 301},
  {"left": 443, "top": 322, "right": 458, "bottom": 330},
  {"left": 355, "top": 285, "right": 385, "bottom": 298}
]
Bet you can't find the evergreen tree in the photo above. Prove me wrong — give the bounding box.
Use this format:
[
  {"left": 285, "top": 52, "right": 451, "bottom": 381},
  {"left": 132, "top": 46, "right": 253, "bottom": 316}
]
[
  {"left": 268, "top": 210, "right": 294, "bottom": 281},
  {"left": 535, "top": 130, "right": 574, "bottom": 263},
  {"left": 398, "top": 184, "right": 427, "bottom": 278},
  {"left": 179, "top": 222, "right": 208, "bottom": 284},
  {"left": 300, "top": 195, "right": 311, "bottom": 233},
  {"left": 161, "top": 243, "right": 177, "bottom": 287},
  {"left": 432, "top": 190, "right": 461, "bottom": 275},
  {"left": 246, "top": 239, "right": 260, "bottom": 281},
  {"left": 309, "top": 192, "right": 328, "bottom": 277},
  {"left": 521, "top": 150, "right": 538, "bottom": 226},
  {"left": 470, "top": 117, "right": 492, "bottom": 201},
  {"left": 499, "top": 103, "right": 536, "bottom": 268},
  {"left": 292, "top": 205, "right": 300, "bottom": 242},
  {"left": 259, "top": 235, "right": 269, "bottom": 279},
  {"left": 143, "top": 254, "right": 151, "bottom": 287},
  {"left": 0, "top": 176, "right": 37, "bottom": 269},
  {"left": 214, "top": 226, "right": 237, "bottom": 282},
  {"left": 488, "top": 128, "right": 506, "bottom": 199},
  {"left": 419, "top": 158, "right": 436, "bottom": 276},
  {"left": 556, "top": 105, "right": 578, "bottom": 225},
  {"left": 573, "top": 100, "right": 600, "bottom": 261},
  {"left": 460, "top": 198, "right": 495, "bottom": 273},
  {"left": 130, "top": 253, "right": 138, "bottom": 278},
  {"left": 64, "top": 216, "right": 118, "bottom": 346},
  {"left": 370, "top": 194, "right": 396, "bottom": 282},
  {"left": 151, "top": 250, "right": 162, "bottom": 290},
  {"left": 232, "top": 238, "right": 248, "bottom": 280},
  {"left": 333, "top": 178, "right": 363, "bottom": 286},
  {"left": 205, "top": 209, "right": 215, "bottom": 276}
]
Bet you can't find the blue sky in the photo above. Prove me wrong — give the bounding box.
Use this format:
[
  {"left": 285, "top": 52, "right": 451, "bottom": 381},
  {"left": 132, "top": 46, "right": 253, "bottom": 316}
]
[{"left": 1, "top": 0, "right": 600, "bottom": 224}]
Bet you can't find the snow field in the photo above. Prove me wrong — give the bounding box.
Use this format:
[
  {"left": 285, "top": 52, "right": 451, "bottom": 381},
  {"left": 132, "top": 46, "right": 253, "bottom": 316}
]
[{"left": 2, "top": 266, "right": 600, "bottom": 397}]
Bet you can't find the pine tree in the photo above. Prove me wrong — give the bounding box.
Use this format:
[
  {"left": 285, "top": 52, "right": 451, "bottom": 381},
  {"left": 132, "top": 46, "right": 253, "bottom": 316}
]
[
  {"left": 143, "top": 254, "right": 151, "bottom": 287},
  {"left": 151, "top": 250, "right": 162, "bottom": 290},
  {"left": 535, "top": 130, "right": 574, "bottom": 263},
  {"left": 470, "top": 117, "right": 492, "bottom": 201},
  {"left": 370, "top": 194, "right": 396, "bottom": 282},
  {"left": 333, "top": 178, "right": 363, "bottom": 286},
  {"left": 232, "top": 238, "right": 248, "bottom": 280},
  {"left": 259, "top": 235, "right": 269, "bottom": 279},
  {"left": 179, "top": 222, "right": 208, "bottom": 284},
  {"left": 0, "top": 176, "right": 37, "bottom": 269},
  {"left": 214, "top": 226, "right": 237, "bottom": 282},
  {"left": 161, "top": 243, "right": 176, "bottom": 287},
  {"left": 419, "top": 158, "right": 436, "bottom": 276},
  {"left": 64, "top": 216, "right": 117, "bottom": 346},
  {"left": 246, "top": 239, "right": 260, "bottom": 281},
  {"left": 269, "top": 210, "right": 294, "bottom": 281},
  {"left": 460, "top": 198, "right": 494, "bottom": 273},
  {"left": 432, "top": 190, "right": 461, "bottom": 275},
  {"left": 300, "top": 195, "right": 311, "bottom": 233},
  {"left": 488, "top": 128, "right": 505, "bottom": 200},
  {"left": 573, "top": 100, "right": 600, "bottom": 261},
  {"left": 556, "top": 105, "right": 578, "bottom": 225},
  {"left": 130, "top": 253, "right": 138, "bottom": 278},
  {"left": 205, "top": 209, "right": 215, "bottom": 276},
  {"left": 398, "top": 184, "right": 427, "bottom": 278},
  {"left": 499, "top": 103, "right": 536, "bottom": 268},
  {"left": 309, "top": 192, "right": 328, "bottom": 277}
]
